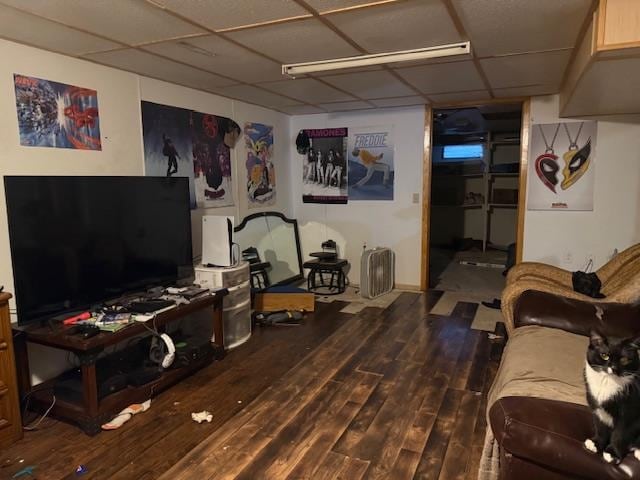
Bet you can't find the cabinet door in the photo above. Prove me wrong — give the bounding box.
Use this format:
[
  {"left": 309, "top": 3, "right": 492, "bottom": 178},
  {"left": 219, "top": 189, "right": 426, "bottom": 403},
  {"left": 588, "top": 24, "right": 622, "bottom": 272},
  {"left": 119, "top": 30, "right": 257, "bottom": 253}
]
[{"left": 0, "top": 302, "right": 22, "bottom": 447}]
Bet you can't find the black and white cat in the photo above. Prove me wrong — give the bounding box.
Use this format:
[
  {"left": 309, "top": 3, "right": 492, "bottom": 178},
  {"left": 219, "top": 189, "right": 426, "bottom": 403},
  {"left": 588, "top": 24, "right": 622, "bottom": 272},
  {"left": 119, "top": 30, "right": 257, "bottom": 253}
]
[{"left": 584, "top": 330, "right": 640, "bottom": 466}]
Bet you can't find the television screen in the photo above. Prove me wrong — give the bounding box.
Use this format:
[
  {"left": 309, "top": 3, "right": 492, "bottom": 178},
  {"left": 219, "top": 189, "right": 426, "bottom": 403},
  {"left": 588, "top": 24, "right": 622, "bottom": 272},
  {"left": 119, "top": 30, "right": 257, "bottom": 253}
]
[
  {"left": 443, "top": 144, "right": 484, "bottom": 160},
  {"left": 4, "top": 176, "right": 193, "bottom": 325}
]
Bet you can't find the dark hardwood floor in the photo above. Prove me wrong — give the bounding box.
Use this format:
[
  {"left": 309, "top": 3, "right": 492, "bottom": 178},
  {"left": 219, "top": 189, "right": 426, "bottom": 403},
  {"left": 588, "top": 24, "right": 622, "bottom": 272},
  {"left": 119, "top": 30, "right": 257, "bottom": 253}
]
[{"left": 1, "top": 291, "right": 502, "bottom": 480}]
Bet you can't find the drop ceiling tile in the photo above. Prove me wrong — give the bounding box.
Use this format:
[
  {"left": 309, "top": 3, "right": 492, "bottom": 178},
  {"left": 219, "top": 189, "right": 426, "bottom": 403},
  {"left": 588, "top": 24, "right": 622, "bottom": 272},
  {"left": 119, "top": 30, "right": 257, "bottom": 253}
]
[
  {"left": 320, "top": 70, "right": 416, "bottom": 99},
  {"left": 451, "top": 0, "right": 591, "bottom": 56},
  {"left": 395, "top": 61, "right": 485, "bottom": 94},
  {"left": 143, "top": 36, "right": 284, "bottom": 83},
  {"left": 0, "top": 5, "right": 122, "bottom": 55},
  {"left": 429, "top": 90, "right": 491, "bottom": 104},
  {"left": 1, "top": 0, "right": 205, "bottom": 45},
  {"left": 217, "top": 84, "right": 301, "bottom": 108},
  {"left": 479, "top": 50, "right": 571, "bottom": 89},
  {"left": 151, "top": 0, "right": 310, "bottom": 31},
  {"left": 493, "top": 85, "right": 560, "bottom": 98},
  {"left": 306, "top": 0, "right": 400, "bottom": 14},
  {"left": 225, "top": 18, "right": 361, "bottom": 63},
  {"left": 84, "top": 49, "right": 236, "bottom": 90},
  {"left": 318, "top": 100, "right": 374, "bottom": 112},
  {"left": 258, "top": 78, "right": 356, "bottom": 103},
  {"left": 280, "top": 105, "right": 326, "bottom": 115},
  {"left": 328, "top": 0, "right": 463, "bottom": 53},
  {"left": 370, "top": 96, "right": 425, "bottom": 107}
]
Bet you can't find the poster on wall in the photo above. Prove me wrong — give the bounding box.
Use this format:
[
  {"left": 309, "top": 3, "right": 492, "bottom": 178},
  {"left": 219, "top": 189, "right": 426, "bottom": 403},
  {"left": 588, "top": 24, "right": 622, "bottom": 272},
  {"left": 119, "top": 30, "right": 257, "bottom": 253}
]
[
  {"left": 527, "top": 121, "right": 597, "bottom": 211},
  {"left": 141, "top": 101, "right": 241, "bottom": 209},
  {"left": 14, "top": 73, "right": 101, "bottom": 150},
  {"left": 347, "top": 126, "right": 394, "bottom": 200},
  {"left": 244, "top": 122, "right": 276, "bottom": 208},
  {"left": 302, "top": 128, "right": 348, "bottom": 204}
]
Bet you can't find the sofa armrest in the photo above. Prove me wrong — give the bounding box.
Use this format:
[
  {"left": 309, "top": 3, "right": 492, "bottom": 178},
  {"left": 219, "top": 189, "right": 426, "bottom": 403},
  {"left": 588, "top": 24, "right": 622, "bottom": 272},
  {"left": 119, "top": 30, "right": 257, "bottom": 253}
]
[{"left": 514, "top": 290, "right": 640, "bottom": 338}]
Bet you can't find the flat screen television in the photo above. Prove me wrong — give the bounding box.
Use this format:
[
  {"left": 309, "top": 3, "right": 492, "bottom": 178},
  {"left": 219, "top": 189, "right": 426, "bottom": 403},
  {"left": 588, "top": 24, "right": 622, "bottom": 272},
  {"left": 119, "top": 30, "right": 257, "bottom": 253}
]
[{"left": 4, "top": 176, "right": 193, "bottom": 326}]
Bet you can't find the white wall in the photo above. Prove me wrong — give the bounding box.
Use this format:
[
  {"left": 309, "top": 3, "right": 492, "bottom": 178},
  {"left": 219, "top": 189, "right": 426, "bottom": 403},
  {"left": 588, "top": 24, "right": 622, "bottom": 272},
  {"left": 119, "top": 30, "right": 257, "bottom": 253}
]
[
  {"left": 289, "top": 106, "right": 425, "bottom": 288},
  {"left": 523, "top": 95, "right": 640, "bottom": 269},
  {"left": 0, "top": 39, "right": 290, "bottom": 383}
]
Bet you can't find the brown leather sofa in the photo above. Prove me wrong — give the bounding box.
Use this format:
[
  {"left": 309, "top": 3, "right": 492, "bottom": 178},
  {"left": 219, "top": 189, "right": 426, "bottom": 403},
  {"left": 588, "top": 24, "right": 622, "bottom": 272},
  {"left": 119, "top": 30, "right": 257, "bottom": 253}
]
[{"left": 489, "top": 291, "right": 640, "bottom": 480}]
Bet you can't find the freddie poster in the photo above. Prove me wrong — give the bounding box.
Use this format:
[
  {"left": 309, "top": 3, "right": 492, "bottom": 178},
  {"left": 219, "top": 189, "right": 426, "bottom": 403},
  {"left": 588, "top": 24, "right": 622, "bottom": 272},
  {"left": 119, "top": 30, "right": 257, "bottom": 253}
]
[
  {"left": 302, "top": 128, "right": 348, "bottom": 204},
  {"left": 141, "top": 101, "right": 240, "bottom": 209},
  {"left": 14, "top": 74, "right": 101, "bottom": 150},
  {"left": 348, "top": 126, "right": 394, "bottom": 200},
  {"left": 528, "top": 121, "right": 597, "bottom": 211},
  {"left": 245, "top": 122, "right": 276, "bottom": 208}
]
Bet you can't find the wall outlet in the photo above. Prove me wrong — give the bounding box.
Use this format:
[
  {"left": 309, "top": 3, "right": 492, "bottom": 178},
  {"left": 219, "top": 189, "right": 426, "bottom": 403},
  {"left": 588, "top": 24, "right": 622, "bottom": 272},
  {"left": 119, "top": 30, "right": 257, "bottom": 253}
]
[
  {"left": 412, "top": 193, "right": 419, "bottom": 204},
  {"left": 563, "top": 252, "right": 573, "bottom": 266}
]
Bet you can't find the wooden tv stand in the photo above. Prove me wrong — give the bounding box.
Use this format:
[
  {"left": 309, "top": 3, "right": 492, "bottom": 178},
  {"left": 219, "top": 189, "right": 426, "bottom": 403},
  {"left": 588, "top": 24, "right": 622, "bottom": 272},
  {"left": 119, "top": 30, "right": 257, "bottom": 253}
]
[{"left": 12, "top": 291, "right": 227, "bottom": 435}]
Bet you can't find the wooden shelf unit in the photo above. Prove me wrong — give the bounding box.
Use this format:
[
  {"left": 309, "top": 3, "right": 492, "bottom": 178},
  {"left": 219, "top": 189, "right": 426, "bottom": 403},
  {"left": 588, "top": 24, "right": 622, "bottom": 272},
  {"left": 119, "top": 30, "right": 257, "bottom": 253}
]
[
  {"left": 13, "top": 291, "right": 227, "bottom": 435},
  {"left": 0, "top": 293, "right": 22, "bottom": 449}
]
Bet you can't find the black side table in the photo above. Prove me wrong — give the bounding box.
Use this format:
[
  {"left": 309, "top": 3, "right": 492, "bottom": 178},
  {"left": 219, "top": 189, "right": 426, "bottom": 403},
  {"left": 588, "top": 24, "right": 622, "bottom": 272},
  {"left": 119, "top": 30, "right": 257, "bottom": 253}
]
[{"left": 303, "top": 258, "right": 348, "bottom": 295}]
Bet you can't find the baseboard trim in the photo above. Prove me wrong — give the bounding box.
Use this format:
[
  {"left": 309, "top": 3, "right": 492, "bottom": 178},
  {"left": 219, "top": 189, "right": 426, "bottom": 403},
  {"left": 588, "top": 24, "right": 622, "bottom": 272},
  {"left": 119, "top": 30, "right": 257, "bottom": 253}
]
[{"left": 395, "top": 283, "right": 422, "bottom": 292}]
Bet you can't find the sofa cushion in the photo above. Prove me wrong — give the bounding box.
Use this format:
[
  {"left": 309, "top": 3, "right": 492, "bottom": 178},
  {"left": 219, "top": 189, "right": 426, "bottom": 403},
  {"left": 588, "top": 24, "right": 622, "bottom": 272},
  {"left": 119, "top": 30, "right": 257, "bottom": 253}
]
[{"left": 491, "top": 396, "right": 640, "bottom": 480}]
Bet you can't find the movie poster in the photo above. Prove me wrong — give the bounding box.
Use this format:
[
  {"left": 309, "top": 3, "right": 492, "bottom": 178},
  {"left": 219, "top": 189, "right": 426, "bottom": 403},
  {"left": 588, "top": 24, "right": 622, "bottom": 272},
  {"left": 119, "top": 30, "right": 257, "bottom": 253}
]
[
  {"left": 141, "top": 101, "right": 195, "bottom": 207},
  {"left": 14, "top": 74, "right": 101, "bottom": 150},
  {"left": 302, "top": 128, "right": 348, "bottom": 204},
  {"left": 347, "top": 126, "right": 394, "bottom": 200},
  {"left": 528, "top": 121, "right": 597, "bottom": 211},
  {"left": 245, "top": 122, "right": 275, "bottom": 208},
  {"left": 141, "top": 101, "right": 240, "bottom": 209}
]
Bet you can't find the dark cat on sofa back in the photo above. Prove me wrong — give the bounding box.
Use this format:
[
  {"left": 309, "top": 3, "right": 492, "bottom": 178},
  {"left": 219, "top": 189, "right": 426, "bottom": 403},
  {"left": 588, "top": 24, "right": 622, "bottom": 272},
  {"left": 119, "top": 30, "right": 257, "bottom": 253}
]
[{"left": 584, "top": 330, "right": 640, "bottom": 465}]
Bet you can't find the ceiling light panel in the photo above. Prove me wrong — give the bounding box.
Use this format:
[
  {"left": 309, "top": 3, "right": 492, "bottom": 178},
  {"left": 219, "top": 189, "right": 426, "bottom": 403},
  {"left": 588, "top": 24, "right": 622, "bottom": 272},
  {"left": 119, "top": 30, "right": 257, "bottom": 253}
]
[
  {"left": 479, "top": 49, "right": 571, "bottom": 89},
  {"left": 0, "top": 5, "right": 121, "bottom": 56},
  {"left": 395, "top": 61, "right": 485, "bottom": 94},
  {"left": 328, "top": 0, "right": 463, "bottom": 53},
  {"left": 258, "top": 78, "right": 356, "bottom": 103},
  {"left": 143, "top": 35, "right": 284, "bottom": 82},
  {"left": 0, "top": 0, "right": 205, "bottom": 45},
  {"left": 451, "top": 0, "right": 591, "bottom": 56},
  {"left": 226, "top": 19, "right": 361, "bottom": 63},
  {"left": 84, "top": 49, "right": 236, "bottom": 90},
  {"left": 149, "top": 0, "right": 310, "bottom": 31}
]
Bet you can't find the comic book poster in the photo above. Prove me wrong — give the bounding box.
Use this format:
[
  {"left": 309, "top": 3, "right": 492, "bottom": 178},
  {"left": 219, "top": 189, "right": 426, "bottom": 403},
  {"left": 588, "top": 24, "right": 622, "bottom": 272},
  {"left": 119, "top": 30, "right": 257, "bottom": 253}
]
[
  {"left": 141, "top": 101, "right": 195, "bottom": 208},
  {"left": 191, "top": 111, "right": 234, "bottom": 208},
  {"left": 141, "top": 101, "right": 240, "bottom": 209},
  {"left": 302, "top": 128, "right": 348, "bottom": 204},
  {"left": 528, "top": 121, "right": 596, "bottom": 211},
  {"left": 347, "top": 126, "right": 394, "bottom": 200},
  {"left": 14, "top": 74, "right": 101, "bottom": 150},
  {"left": 244, "top": 122, "right": 275, "bottom": 208}
]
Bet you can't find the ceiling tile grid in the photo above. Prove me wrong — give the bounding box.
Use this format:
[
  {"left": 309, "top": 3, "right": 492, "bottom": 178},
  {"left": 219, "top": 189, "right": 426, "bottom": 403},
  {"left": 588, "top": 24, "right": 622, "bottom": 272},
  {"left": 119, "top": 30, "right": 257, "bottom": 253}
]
[
  {"left": 327, "top": 0, "right": 464, "bottom": 53},
  {"left": 142, "top": 36, "right": 284, "bottom": 83},
  {"left": 0, "top": 0, "right": 205, "bottom": 46},
  {"left": 317, "top": 100, "right": 374, "bottom": 112},
  {"left": 369, "top": 96, "right": 425, "bottom": 107},
  {"left": 395, "top": 61, "right": 486, "bottom": 95},
  {"left": 429, "top": 89, "right": 492, "bottom": 104},
  {"left": 450, "top": 0, "right": 592, "bottom": 57},
  {"left": 257, "top": 78, "right": 357, "bottom": 103},
  {"left": 0, "top": 5, "right": 122, "bottom": 56},
  {"left": 149, "top": 0, "right": 310, "bottom": 31},
  {"left": 216, "top": 84, "right": 303, "bottom": 109},
  {"left": 225, "top": 18, "right": 361, "bottom": 63},
  {"left": 84, "top": 49, "right": 237, "bottom": 91},
  {"left": 320, "top": 70, "right": 416, "bottom": 99}
]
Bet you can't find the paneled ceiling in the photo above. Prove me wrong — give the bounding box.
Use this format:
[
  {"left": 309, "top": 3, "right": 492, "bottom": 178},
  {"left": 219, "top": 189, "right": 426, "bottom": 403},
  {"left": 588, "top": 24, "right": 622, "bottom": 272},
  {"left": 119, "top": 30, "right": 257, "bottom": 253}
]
[{"left": 0, "top": 0, "right": 595, "bottom": 114}]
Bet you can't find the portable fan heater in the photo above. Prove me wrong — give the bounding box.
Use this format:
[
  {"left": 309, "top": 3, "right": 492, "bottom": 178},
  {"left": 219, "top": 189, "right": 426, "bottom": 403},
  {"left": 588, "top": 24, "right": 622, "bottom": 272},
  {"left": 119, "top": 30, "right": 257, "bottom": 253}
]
[{"left": 360, "top": 248, "right": 395, "bottom": 299}]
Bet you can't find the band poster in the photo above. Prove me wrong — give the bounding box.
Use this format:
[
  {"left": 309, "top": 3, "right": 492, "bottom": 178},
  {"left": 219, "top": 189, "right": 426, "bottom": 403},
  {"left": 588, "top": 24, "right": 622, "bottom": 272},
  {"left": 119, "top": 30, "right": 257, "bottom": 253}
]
[
  {"left": 347, "top": 126, "right": 395, "bottom": 200},
  {"left": 302, "top": 127, "right": 348, "bottom": 204},
  {"left": 141, "top": 101, "right": 241, "bottom": 209},
  {"left": 528, "top": 121, "right": 597, "bottom": 211},
  {"left": 245, "top": 122, "right": 276, "bottom": 208},
  {"left": 14, "top": 74, "right": 101, "bottom": 150}
]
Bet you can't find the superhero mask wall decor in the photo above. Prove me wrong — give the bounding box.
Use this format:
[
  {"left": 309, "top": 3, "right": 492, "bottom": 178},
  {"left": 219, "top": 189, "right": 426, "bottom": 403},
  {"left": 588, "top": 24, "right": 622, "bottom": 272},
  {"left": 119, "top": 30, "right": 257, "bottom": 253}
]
[{"left": 528, "top": 121, "right": 597, "bottom": 211}]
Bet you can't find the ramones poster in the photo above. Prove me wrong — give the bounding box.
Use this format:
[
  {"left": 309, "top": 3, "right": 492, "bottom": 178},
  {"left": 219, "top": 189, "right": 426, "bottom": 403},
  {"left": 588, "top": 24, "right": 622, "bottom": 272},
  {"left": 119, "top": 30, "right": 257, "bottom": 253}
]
[
  {"left": 302, "top": 128, "right": 348, "bottom": 204},
  {"left": 141, "top": 101, "right": 241, "bottom": 209}
]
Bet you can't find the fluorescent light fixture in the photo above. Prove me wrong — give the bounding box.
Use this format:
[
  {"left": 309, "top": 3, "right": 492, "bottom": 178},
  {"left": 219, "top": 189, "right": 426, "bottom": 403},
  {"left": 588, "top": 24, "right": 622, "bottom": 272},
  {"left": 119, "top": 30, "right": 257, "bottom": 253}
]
[{"left": 282, "top": 42, "right": 470, "bottom": 76}]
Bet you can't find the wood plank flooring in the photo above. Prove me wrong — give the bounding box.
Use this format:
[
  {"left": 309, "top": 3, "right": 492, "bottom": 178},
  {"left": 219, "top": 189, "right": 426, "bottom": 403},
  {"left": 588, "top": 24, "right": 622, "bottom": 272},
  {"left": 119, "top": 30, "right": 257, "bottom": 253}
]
[{"left": 1, "top": 291, "right": 502, "bottom": 480}]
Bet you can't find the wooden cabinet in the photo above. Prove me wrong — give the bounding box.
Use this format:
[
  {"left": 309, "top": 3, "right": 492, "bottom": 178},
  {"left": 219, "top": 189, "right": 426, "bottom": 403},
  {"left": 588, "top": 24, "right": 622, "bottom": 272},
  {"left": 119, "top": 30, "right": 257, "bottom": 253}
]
[{"left": 0, "top": 293, "right": 22, "bottom": 448}]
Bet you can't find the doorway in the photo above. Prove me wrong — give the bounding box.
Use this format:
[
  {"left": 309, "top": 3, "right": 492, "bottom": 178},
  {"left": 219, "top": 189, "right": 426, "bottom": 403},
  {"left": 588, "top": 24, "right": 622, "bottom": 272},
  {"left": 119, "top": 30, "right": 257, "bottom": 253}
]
[{"left": 422, "top": 102, "right": 528, "bottom": 303}]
